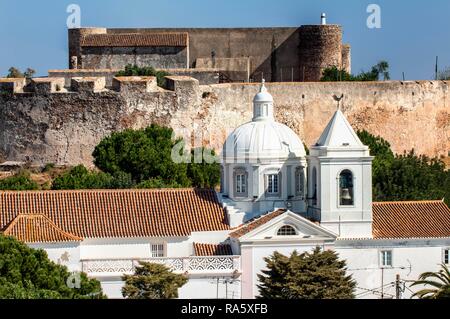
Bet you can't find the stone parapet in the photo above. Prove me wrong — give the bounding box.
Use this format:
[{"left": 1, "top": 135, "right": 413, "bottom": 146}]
[
  {"left": 112, "top": 76, "right": 158, "bottom": 93},
  {"left": 70, "top": 77, "right": 106, "bottom": 93}
]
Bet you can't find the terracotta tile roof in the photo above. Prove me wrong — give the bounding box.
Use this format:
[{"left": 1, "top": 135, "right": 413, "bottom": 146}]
[
  {"left": 194, "top": 243, "right": 233, "bottom": 256},
  {"left": 3, "top": 214, "right": 82, "bottom": 243},
  {"left": 0, "top": 189, "right": 229, "bottom": 242},
  {"left": 81, "top": 33, "right": 188, "bottom": 47},
  {"left": 229, "top": 209, "right": 286, "bottom": 238},
  {"left": 373, "top": 200, "right": 450, "bottom": 239}
]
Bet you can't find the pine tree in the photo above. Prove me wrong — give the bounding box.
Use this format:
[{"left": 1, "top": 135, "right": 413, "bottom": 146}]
[
  {"left": 257, "top": 247, "right": 356, "bottom": 299},
  {"left": 0, "top": 235, "right": 105, "bottom": 299},
  {"left": 122, "top": 262, "right": 188, "bottom": 299}
]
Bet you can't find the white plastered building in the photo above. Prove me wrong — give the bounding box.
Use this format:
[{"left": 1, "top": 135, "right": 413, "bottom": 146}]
[{"left": 0, "top": 81, "right": 449, "bottom": 299}]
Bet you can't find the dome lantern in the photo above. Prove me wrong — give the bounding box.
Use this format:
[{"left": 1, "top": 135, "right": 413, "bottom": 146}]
[
  {"left": 252, "top": 79, "right": 274, "bottom": 122},
  {"left": 222, "top": 81, "right": 306, "bottom": 162}
]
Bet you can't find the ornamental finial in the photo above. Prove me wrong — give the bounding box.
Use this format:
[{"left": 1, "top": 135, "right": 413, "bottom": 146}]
[
  {"left": 260, "top": 78, "right": 267, "bottom": 92},
  {"left": 333, "top": 93, "right": 344, "bottom": 110}
]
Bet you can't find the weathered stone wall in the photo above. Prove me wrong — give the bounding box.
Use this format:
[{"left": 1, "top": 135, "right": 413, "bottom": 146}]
[
  {"left": 164, "top": 68, "right": 220, "bottom": 85},
  {"left": 69, "top": 26, "right": 348, "bottom": 82},
  {"left": 0, "top": 77, "right": 448, "bottom": 167},
  {"left": 81, "top": 46, "right": 188, "bottom": 70}
]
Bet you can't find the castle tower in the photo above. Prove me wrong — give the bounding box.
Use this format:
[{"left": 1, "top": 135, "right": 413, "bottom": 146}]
[
  {"left": 221, "top": 80, "right": 307, "bottom": 226},
  {"left": 68, "top": 27, "right": 107, "bottom": 69},
  {"left": 298, "top": 14, "right": 351, "bottom": 81},
  {"left": 307, "top": 108, "right": 373, "bottom": 238}
]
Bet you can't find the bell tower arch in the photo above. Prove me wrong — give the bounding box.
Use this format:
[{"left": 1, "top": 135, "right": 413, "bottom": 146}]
[{"left": 307, "top": 106, "right": 373, "bottom": 238}]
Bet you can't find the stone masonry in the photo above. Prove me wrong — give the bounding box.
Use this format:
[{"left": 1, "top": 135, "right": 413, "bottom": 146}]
[{"left": 0, "top": 76, "right": 448, "bottom": 167}]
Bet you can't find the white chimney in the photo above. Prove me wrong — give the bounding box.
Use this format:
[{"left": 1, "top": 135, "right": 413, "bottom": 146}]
[{"left": 321, "top": 13, "right": 327, "bottom": 25}]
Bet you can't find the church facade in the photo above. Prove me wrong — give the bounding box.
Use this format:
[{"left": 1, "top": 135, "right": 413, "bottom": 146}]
[{"left": 0, "top": 82, "right": 449, "bottom": 299}]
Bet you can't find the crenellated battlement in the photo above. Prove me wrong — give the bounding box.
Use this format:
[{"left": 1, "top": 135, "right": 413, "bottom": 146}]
[
  {"left": 0, "top": 78, "right": 448, "bottom": 167},
  {"left": 0, "top": 78, "right": 26, "bottom": 93},
  {"left": 0, "top": 74, "right": 200, "bottom": 95}
]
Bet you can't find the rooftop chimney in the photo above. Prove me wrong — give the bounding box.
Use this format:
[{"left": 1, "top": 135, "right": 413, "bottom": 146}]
[{"left": 321, "top": 13, "right": 327, "bottom": 25}]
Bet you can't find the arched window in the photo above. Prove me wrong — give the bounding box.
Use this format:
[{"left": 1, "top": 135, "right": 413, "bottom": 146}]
[
  {"left": 339, "top": 170, "right": 354, "bottom": 206},
  {"left": 277, "top": 225, "right": 297, "bottom": 236}
]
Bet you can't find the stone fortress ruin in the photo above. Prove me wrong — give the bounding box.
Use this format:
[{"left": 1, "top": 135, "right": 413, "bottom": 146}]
[
  {"left": 0, "top": 15, "right": 449, "bottom": 167},
  {"left": 68, "top": 16, "right": 351, "bottom": 83}
]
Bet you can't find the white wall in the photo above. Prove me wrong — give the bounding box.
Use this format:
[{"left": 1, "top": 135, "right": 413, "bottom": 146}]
[
  {"left": 241, "top": 238, "right": 450, "bottom": 299},
  {"left": 179, "top": 277, "right": 241, "bottom": 299},
  {"left": 336, "top": 239, "right": 450, "bottom": 299},
  {"left": 80, "top": 237, "right": 191, "bottom": 259},
  {"left": 28, "top": 242, "right": 81, "bottom": 272},
  {"left": 97, "top": 276, "right": 241, "bottom": 299}
]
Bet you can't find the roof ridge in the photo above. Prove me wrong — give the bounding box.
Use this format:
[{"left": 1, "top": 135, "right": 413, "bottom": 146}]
[
  {"left": 0, "top": 187, "right": 210, "bottom": 194},
  {"left": 373, "top": 200, "right": 445, "bottom": 205},
  {"left": 229, "top": 209, "right": 287, "bottom": 238},
  {"left": 4, "top": 213, "right": 83, "bottom": 242}
]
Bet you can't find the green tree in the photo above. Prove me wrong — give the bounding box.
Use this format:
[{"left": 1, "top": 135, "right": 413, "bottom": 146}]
[
  {"left": 321, "top": 60, "right": 389, "bottom": 82},
  {"left": 437, "top": 67, "right": 450, "bottom": 80},
  {"left": 186, "top": 147, "right": 221, "bottom": 188},
  {"left": 136, "top": 177, "right": 183, "bottom": 189},
  {"left": 257, "top": 247, "right": 355, "bottom": 299},
  {"left": 320, "top": 66, "right": 354, "bottom": 82},
  {"left": 6, "top": 67, "right": 24, "bottom": 78},
  {"left": 0, "top": 235, "right": 105, "bottom": 299},
  {"left": 372, "top": 61, "right": 390, "bottom": 81},
  {"left": 23, "top": 68, "right": 36, "bottom": 79},
  {"left": 116, "top": 64, "right": 171, "bottom": 87},
  {"left": 93, "top": 125, "right": 191, "bottom": 186},
  {"left": 6, "top": 67, "right": 35, "bottom": 79},
  {"left": 51, "top": 165, "right": 134, "bottom": 190},
  {"left": 122, "top": 262, "right": 187, "bottom": 299},
  {"left": 411, "top": 264, "right": 450, "bottom": 299},
  {"left": 357, "top": 130, "right": 394, "bottom": 160},
  {"left": 0, "top": 171, "right": 39, "bottom": 190},
  {"left": 356, "top": 130, "right": 450, "bottom": 205}
]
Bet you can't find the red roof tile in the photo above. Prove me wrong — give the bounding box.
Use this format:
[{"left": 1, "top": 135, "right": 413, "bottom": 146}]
[
  {"left": 229, "top": 209, "right": 286, "bottom": 238},
  {"left": 81, "top": 33, "right": 188, "bottom": 47},
  {"left": 0, "top": 189, "right": 229, "bottom": 241},
  {"left": 3, "top": 214, "right": 82, "bottom": 243},
  {"left": 373, "top": 200, "right": 450, "bottom": 239},
  {"left": 194, "top": 243, "right": 233, "bottom": 256}
]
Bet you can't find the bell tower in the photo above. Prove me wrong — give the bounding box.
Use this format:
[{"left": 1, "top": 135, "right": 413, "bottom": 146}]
[{"left": 307, "top": 106, "right": 374, "bottom": 238}]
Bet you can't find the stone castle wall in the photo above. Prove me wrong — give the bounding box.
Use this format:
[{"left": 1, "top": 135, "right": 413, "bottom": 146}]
[
  {"left": 0, "top": 76, "right": 448, "bottom": 167},
  {"left": 69, "top": 26, "right": 349, "bottom": 82}
]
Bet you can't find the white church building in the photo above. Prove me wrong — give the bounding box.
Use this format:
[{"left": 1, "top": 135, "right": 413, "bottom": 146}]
[{"left": 0, "top": 81, "right": 449, "bottom": 299}]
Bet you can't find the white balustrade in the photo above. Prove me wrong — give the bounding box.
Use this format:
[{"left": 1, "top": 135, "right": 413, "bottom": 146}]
[{"left": 81, "top": 256, "right": 241, "bottom": 276}]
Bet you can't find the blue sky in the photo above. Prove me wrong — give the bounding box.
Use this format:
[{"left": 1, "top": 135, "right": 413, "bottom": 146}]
[{"left": 0, "top": 0, "right": 449, "bottom": 80}]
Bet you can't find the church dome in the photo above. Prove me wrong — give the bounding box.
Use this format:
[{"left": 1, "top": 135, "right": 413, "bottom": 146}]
[{"left": 222, "top": 81, "right": 306, "bottom": 162}]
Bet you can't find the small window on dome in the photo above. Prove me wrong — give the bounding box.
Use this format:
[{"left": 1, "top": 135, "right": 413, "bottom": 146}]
[
  {"left": 277, "top": 225, "right": 297, "bottom": 236},
  {"left": 266, "top": 174, "right": 278, "bottom": 194},
  {"left": 233, "top": 168, "right": 248, "bottom": 198}
]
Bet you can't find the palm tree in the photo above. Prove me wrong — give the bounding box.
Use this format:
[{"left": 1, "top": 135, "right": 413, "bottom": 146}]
[
  {"left": 372, "top": 61, "right": 390, "bottom": 81},
  {"left": 410, "top": 264, "right": 450, "bottom": 299}
]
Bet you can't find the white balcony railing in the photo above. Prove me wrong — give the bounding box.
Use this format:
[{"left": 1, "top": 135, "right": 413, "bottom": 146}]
[{"left": 81, "top": 256, "right": 241, "bottom": 277}]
